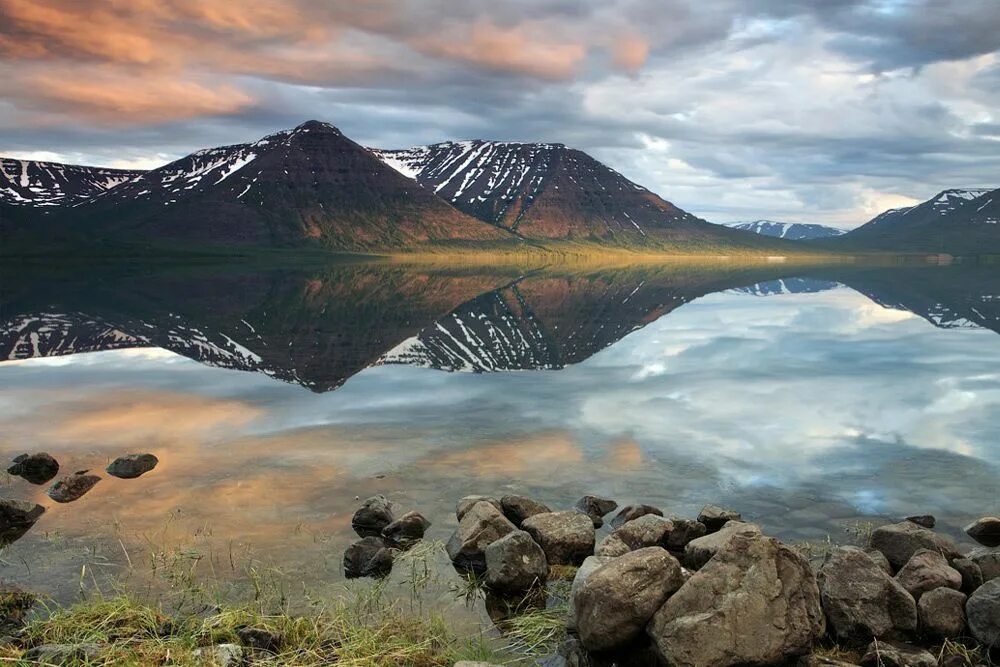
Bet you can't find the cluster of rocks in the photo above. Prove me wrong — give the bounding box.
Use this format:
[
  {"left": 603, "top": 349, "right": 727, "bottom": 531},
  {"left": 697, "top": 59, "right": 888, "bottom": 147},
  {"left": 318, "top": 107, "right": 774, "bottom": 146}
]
[
  {"left": 342, "top": 495, "right": 431, "bottom": 578},
  {"left": 0, "top": 452, "right": 159, "bottom": 547}
]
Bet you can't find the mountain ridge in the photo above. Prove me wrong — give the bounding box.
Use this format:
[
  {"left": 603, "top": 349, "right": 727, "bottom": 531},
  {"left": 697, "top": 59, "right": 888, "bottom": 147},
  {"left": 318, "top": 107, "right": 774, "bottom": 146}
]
[{"left": 727, "top": 220, "right": 846, "bottom": 240}]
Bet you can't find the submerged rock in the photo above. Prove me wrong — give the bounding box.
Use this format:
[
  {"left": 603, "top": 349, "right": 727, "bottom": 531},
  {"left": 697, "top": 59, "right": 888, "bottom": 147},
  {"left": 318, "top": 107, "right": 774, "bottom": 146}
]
[
  {"left": 381, "top": 511, "right": 430, "bottom": 545},
  {"left": 966, "top": 577, "right": 1000, "bottom": 646},
  {"left": 7, "top": 452, "right": 59, "bottom": 485},
  {"left": 0, "top": 499, "right": 45, "bottom": 544},
  {"left": 521, "top": 511, "right": 595, "bottom": 566},
  {"left": 917, "top": 587, "right": 966, "bottom": 638},
  {"left": 609, "top": 504, "right": 662, "bottom": 529},
  {"left": 573, "top": 495, "right": 617, "bottom": 528},
  {"left": 697, "top": 504, "right": 742, "bottom": 533},
  {"left": 869, "top": 521, "right": 961, "bottom": 571},
  {"left": 105, "top": 453, "right": 158, "bottom": 479},
  {"left": 483, "top": 530, "right": 547, "bottom": 593},
  {"left": 351, "top": 495, "right": 394, "bottom": 538},
  {"left": 47, "top": 472, "right": 100, "bottom": 503},
  {"left": 343, "top": 536, "right": 394, "bottom": 578},
  {"left": 965, "top": 516, "right": 1000, "bottom": 548},
  {"left": 894, "top": 549, "right": 962, "bottom": 601},
  {"left": 499, "top": 495, "right": 550, "bottom": 527},
  {"left": 446, "top": 501, "right": 516, "bottom": 575},
  {"left": 648, "top": 535, "right": 825, "bottom": 667},
  {"left": 859, "top": 640, "right": 935, "bottom": 667},
  {"left": 817, "top": 547, "right": 917, "bottom": 644},
  {"left": 683, "top": 520, "right": 761, "bottom": 569}
]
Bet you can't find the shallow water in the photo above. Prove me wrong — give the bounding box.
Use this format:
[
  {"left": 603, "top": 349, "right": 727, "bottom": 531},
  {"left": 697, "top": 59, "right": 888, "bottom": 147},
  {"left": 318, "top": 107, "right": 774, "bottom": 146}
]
[{"left": 1, "top": 259, "right": 998, "bottom": 609}]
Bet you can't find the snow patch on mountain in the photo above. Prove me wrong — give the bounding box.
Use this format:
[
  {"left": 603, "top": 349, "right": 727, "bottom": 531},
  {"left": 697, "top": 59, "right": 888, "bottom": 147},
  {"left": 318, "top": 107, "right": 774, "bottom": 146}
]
[{"left": 727, "top": 220, "right": 846, "bottom": 240}]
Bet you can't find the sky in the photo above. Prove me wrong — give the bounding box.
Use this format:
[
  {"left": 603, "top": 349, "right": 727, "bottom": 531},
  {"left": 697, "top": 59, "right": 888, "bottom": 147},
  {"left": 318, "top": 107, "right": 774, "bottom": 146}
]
[{"left": 1, "top": 0, "right": 999, "bottom": 227}]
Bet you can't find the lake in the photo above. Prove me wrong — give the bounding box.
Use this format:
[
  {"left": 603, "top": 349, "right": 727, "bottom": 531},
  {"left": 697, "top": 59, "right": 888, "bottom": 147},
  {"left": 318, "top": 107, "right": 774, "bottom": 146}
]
[{"left": 1, "top": 258, "right": 999, "bottom": 616}]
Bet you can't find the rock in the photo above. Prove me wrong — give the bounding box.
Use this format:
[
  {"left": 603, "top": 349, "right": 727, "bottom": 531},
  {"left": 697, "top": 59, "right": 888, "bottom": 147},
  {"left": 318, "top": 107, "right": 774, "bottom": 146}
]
[
  {"left": 483, "top": 530, "right": 547, "bottom": 592},
  {"left": 606, "top": 514, "right": 673, "bottom": 552},
  {"left": 0, "top": 584, "right": 35, "bottom": 633},
  {"left": 917, "top": 587, "right": 966, "bottom": 638},
  {"left": 0, "top": 499, "right": 45, "bottom": 544},
  {"left": 968, "top": 547, "right": 1000, "bottom": 582},
  {"left": 648, "top": 535, "right": 825, "bottom": 667},
  {"left": 894, "top": 548, "right": 962, "bottom": 600},
  {"left": 456, "top": 495, "right": 501, "bottom": 521},
  {"left": 381, "top": 511, "right": 430, "bottom": 545},
  {"left": 454, "top": 662, "right": 503, "bottom": 667},
  {"left": 797, "top": 656, "right": 862, "bottom": 667},
  {"left": 446, "top": 501, "right": 516, "bottom": 575},
  {"left": 664, "top": 518, "right": 707, "bottom": 550},
  {"left": 594, "top": 534, "right": 631, "bottom": 557},
  {"left": 351, "top": 495, "right": 394, "bottom": 537},
  {"left": 609, "top": 504, "right": 662, "bottom": 529},
  {"left": 574, "top": 547, "right": 684, "bottom": 651},
  {"left": 965, "top": 516, "right": 1000, "bottom": 548},
  {"left": 521, "top": 511, "right": 595, "bottom": 566},
  {"left": 859, "top": 640, "right": 936, "bottom": 667},
  {"left": 47, "top": 472, "right": 100, "bottom": 503},
  {"left": 904, "top": 515, "right": 935, "bottom": 529},
  {"left": 869, "top": 520, "right": 961, "bottom": 571},
  {"left": 193, "top": 643, "right": 244, "bottom": 667},
  {"left": 865, "top": 548, "right": 894, "bottom": 575},
  {"left": 236, "top": 626, "right": 282, "bottom": 652},
  {"left": 23, "top": 644, "right": 103, "bottom": 665},
  {"left": 573, "top": 495, "right": 618, "bottom": 528},
  {"left": 7, "top": 452, "right": 59, "bottom": 485},
  {"left": 817, "top": 546, "right": 917, "bottom": 644},
  {"left": 697, "top": 504, "right": 741, "bottom": 532},
  {"left": 683, "top": 520, "right": 761, "bottom": 569},
  {"left": 343, "top": 536, "right": 394, "bottom": 578},
  {"left": 105, "top": 453, "right": 158, "bottom": 479},
  {"left": 499, "top": 494, "right": 551, "bottom": 527},
  {"left": 950, "top": 557, "right": 983, "bottom": 593},
  {"left": 966, "top": 577, "right": 1000, "bottom": 646},
  {"left": 567, "top": 555, "right": 615, "bottom": 631}
]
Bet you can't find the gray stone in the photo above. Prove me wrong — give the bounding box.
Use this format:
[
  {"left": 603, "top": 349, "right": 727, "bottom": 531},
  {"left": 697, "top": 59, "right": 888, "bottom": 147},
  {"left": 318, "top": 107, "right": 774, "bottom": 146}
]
[
  {"left": 566, "top": 555, "right": 615, "bottom": 632},
  {"left": 649, "top": 535, "right": 825, "bottom": 667},
  {"left": 7, "top": 452, "right": 59, "bottom": 485},
  {"left": 869, "top": 520, "right": 961, "bottom": 571},
  {"left": 23, "top": 644, "right": 103, "bottom": 665},
  {"left": 106, "top": 453, "right": 158, "bottom": 479},
  {"left": 483, "top": 530, "right": 547, "bottom": 593},
  {"left": 573, "top": 495, "right": 617, "bottom": 528},
  {"left": 574, "top": 547, "right": 684, "bottom": 652},
  {"left": 894, "top": 548, "right": 962, "bottom": 600},
  {"left": 917, "top": 587, "right": 966, "bottom": 638},
  {"left": 966, "top": 577, "right": 1000, "bottom": 646},
  {"left": 381, "top": 511, "right": 431, "bottom": 545},
  {"left": 817, "top": 546, "right": 917, "bottom": 644},
  {"left": 859, "top": 640, "right": 936, "bottom": 667},
  {"left": 521, "top": 511, "right": 595, "bottom": 566},
  {"left": 343, "top": 536, "right": 393, "bottom": 578},
  {"left": 609, "top": 504, "right": 662, "bottom": 529},
  {"left": 968, "top": 547, "right": 1000, "bottom": 582},
  {"left": 594, "top": 533, "right": 631, "bottom": 557},
  {"left": 47, "top": 472, "right": 100, "bottom": 503},
  {"left": 236, "top": 626, "right": 282, "bottom": 652},
  {"left": 865, "top": 547, "right": 894, "bottom": 575},
  {"left": 951, "top": 557, "right": 983, "bottom": 593},
  {"left": 605, "top": 514, "right": 673, "bottom": 551},
  {"left": 904, "top": 515, "right": 935, "bottom": 529},
  {"left": 664, "top": 518, "right": 707, "bottom": 550},
  {"left": 193, "top": 643, "right": 244, "bottom": 666},
  {"left": 0, "top": 499, "right": 45, "bottom": 545},
  {"left": 965, "top": 516, "right": 1000, "bottom": 548},
  {"left": 697, "top": 504, "right": 742, "bottom": 532},
  {"left": 499, "top": 494, "right": 550, "bottom": 527},
  {"left": 351, "top": 495, "right": 394, "bottom": 537},
  {"left": 456, "top": 495, "right": 501, "bottom": 521},
  {"left": 446, "top": 501, "right": 516, "bottom": 574},
  {"left": 683, "top": 520, "right": 761, "bottom": 569}
]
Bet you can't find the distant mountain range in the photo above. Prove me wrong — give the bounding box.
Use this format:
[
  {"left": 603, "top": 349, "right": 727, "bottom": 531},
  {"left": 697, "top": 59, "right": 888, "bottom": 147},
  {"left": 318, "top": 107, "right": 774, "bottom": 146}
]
[
  {"left": 2, "top": 121, "right": 785, "bottom": 255},
  {"left": 727, "top": 220, "right": 846, "bottom": 240}
]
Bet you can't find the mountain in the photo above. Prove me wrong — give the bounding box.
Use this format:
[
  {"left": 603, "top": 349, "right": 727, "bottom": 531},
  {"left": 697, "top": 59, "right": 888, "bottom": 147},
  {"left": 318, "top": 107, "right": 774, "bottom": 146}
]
[
  {"left": 371, "top": 140, "right": 782, "bottom": 249},
  {"left": 829, "top": 188, "right": 999, "bottom": 253},
  {"left": 1, "top": 158, "right": 140, "bottom": 209},
  {"left": 7, "top": 121, "right": 511, "bottom": 252},
  {"left": 727, "top": 220, "right": 845, "bottom": 240},
  {"left": 729, "top": 278, "right": 839, "bottom": 296}
]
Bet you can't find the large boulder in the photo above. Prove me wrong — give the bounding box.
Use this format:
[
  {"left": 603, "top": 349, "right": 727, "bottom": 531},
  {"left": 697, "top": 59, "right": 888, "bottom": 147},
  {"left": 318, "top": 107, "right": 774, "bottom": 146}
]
[
  {"left": 47, "top": 472, "right": 100, "bottom": 503},
  {"left": 351, "top": 495, "right": 394, "bottom": 537},
  {"left": 817, "top": 547, "right": 917, "bottom": 644},
  {"left": 343, "top": 536, "right": 394, "bottom": 578},
  {"left": 105, "top": 453, "right": 158, "bottom": 479},
  {"left": 697, "top": 504, "right": 741, "bottom": 533},
  {"left": 894, "top": 549, "right": 962, "bottom": 601},
  {"left": 483, "top": 530, "right": 547, "bottom": 593},
  {"left": 968, "top": 547, "right": 1000, "bottom": 582},
  {"left": 446, "top": 501, "right": 516, "bottom": 575},
  {"left": 683, "top": 520, "right": 761, "bottom": 569},
  {"left": 7, "top": 453, "right": 59, "bottom": 485},
  {"left": 456, "top": 495, "right": 501, "bottom": 521},
  {"left": 573, "top": 495, "right": 617, "bottom": 528},
  {"left": 917, "top": 587, "right": 966, "bottom": 638},
  {"left": 381, "top": 511, "right": 431, "bottom": 545},
  {"left": 499, "top": 495, "right": 550, "bottom": 527},
  {"left": 664, "top": 518, "right": 707, "bottom": 551},
  {"left": 648, "top": 535, "right": 825, "bottom": 667},
  {"left": 574, "top": 547, "right": 684, "bottom": 652},
  {"left": 904, "top": 515, "right": 935, "bottom": 529},
  {"left": 566, "top": 555, "right": 615, "bottom": 631},
  {"left": 0, "top": 499, "right": 45, "bottom": 544},
  {"left": 521, "top": 511, "right": 595, "bottom": 566},
  {"left": 950, "top": 557, "right": 983, "bottom": 594},
  {"left": 869, "top": 521, "right": 960, "bottom": 571},
  {"left": 610, "top": 504, "right": 662, "bottom": 529},
  {"left": 965, "top": 516, "right": 1000, "bottom": 548},
  {"left": 966, "top": 577, "right": 1000, "bottom": 646},
  {"left": 859, "top": 640, "right": 936, "bottom": 667}
]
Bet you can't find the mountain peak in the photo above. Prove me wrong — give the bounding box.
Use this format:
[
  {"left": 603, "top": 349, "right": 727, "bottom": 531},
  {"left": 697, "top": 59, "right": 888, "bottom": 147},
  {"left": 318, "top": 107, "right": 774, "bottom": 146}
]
[{"left": 292, "top": 120, "right": 342, "bottom": 134}]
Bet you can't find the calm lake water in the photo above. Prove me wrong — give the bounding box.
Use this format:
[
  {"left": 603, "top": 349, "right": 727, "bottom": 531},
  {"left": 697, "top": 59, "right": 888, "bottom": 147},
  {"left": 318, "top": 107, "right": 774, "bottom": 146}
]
[{"left": 1, "top": 259, "right": 999, "bottom": 611}]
